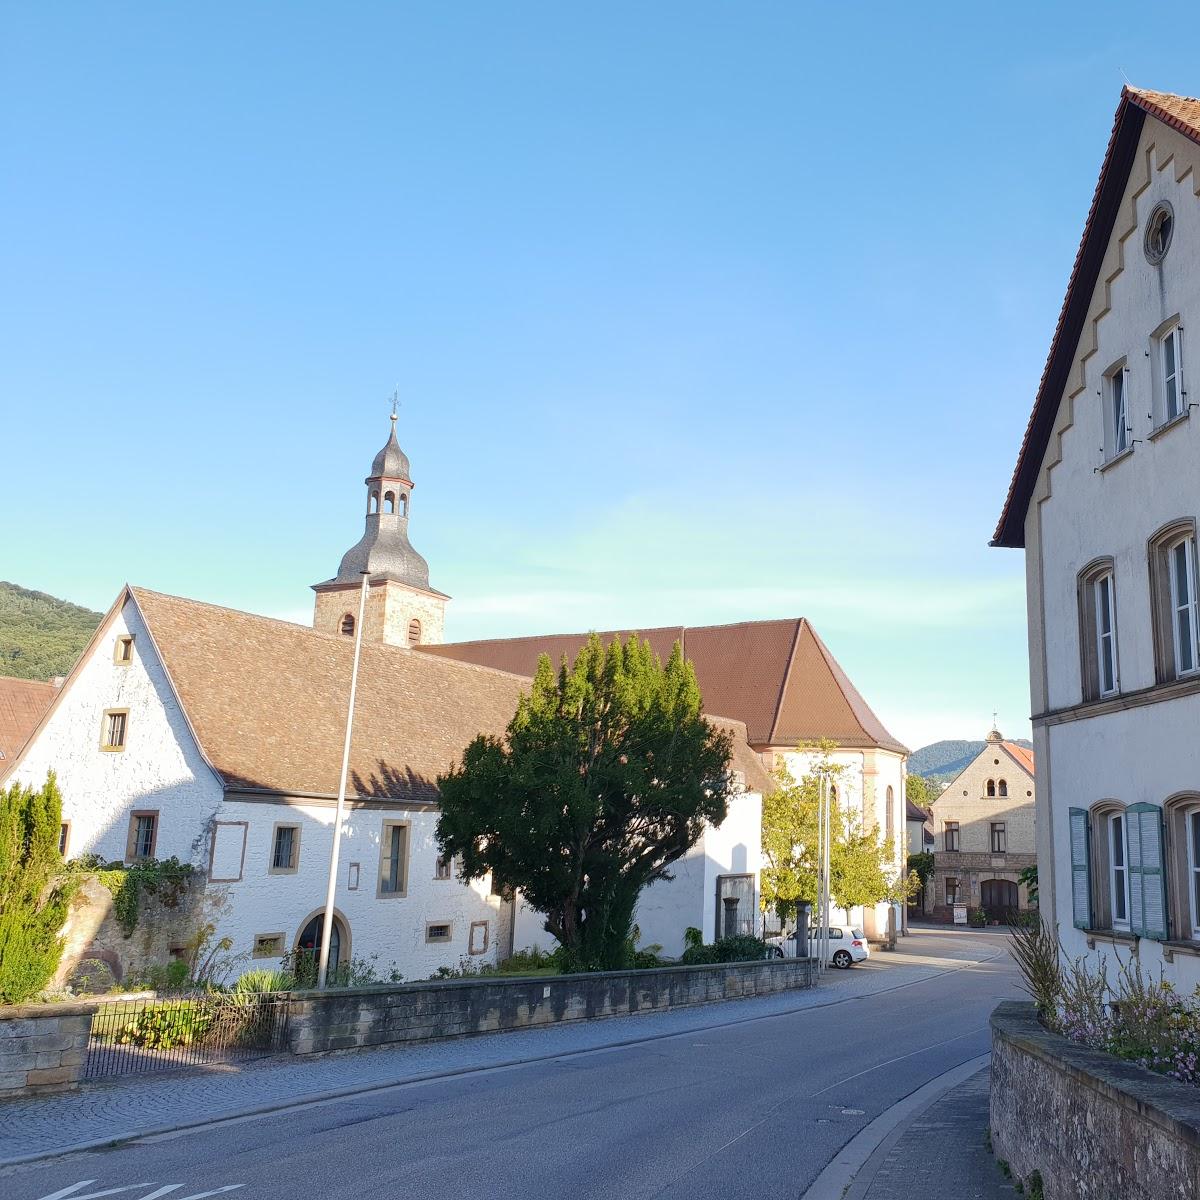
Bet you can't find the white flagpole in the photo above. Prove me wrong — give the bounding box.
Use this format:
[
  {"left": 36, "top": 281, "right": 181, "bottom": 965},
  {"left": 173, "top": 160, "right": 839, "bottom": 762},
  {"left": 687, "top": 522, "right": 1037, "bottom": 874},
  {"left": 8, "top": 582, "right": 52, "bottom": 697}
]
[{"left": 317, "top": 569, "right": 370, "bottom": 989}]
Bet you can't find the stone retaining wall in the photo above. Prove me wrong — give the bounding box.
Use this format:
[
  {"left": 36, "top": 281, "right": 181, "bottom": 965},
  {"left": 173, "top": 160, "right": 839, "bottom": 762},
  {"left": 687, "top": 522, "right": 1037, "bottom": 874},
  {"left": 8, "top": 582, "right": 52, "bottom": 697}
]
[
  {"left": 286, "top": 957, "right": 815, "bottom": 1054},
  {"left": 990, "top": 1000, "right": 1200, "bottom": 1199},
  {"left": 0, "top": 1003, "right": 95, "bottom": 1100}
]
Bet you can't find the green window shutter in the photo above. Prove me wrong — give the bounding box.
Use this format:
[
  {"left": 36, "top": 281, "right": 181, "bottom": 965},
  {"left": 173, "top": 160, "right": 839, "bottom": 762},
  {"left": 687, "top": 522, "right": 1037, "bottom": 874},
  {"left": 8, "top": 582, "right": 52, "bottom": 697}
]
[
  {"left": 1069, "top": 808, "right": 1092, "bottom": 930},
  {"left": 1128, "top": 803, "right": 1169, "bottom": 941}
]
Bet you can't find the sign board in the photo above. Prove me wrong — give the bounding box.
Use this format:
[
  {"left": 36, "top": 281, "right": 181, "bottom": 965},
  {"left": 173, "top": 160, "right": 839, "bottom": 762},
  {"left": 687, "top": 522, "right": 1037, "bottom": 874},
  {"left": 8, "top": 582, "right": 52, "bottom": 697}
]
[{"left": 953, "top": 905, "right": 968, "bottom": 925}]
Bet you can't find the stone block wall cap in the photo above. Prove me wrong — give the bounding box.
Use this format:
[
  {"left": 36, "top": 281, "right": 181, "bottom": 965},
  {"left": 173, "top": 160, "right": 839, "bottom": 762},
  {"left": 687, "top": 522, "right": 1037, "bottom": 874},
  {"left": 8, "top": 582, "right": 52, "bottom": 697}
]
[
  {"left": 991, "top": 1000, "right": 1200, "bottom": 1145},
  {"left": 288, "top": 956, "right": 807, "bottom": 1000},
  {"left": 0, "top": 1001, "right": 100, "bottom": 1020}
]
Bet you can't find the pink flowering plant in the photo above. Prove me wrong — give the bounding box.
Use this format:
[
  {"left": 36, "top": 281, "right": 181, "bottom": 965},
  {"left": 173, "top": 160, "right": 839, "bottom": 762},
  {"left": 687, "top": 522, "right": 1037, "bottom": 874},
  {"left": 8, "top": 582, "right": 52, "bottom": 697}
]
[{"left": 1010, "top": 921, "right": 1200, "bottom": 1088}]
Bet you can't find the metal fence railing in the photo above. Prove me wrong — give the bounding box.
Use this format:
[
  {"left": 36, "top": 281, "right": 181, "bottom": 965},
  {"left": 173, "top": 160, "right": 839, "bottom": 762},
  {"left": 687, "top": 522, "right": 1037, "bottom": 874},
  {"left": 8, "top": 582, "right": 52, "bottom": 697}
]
[{"left": 84, "top": 991, "right": 290, "bottom": 1079}]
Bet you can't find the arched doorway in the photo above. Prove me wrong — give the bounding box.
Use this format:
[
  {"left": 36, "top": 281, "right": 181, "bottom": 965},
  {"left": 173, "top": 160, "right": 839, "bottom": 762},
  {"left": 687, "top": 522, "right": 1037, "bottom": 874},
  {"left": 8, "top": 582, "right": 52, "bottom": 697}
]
[
  {"left": 295, "top": 910, "right": 350, "bottom": 984},
  {"left": 981, "top": 878, "right": 1018, "bottom": 922}
]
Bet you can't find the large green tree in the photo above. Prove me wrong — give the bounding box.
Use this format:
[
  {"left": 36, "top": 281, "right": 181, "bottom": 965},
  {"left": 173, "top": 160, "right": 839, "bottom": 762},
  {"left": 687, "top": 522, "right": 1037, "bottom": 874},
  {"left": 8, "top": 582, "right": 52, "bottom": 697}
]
[
  {"left": 437, "top": 635, "right": 733, "bottom": 971},
  {"left": 0, "top": 773, "right": 75, "bottom": 1003},
  {"left": 761, "top": 744, "right": 913, "bottom": 922},
  {"left": 905, "top": 773, "right": 941, "bottom": 812}
]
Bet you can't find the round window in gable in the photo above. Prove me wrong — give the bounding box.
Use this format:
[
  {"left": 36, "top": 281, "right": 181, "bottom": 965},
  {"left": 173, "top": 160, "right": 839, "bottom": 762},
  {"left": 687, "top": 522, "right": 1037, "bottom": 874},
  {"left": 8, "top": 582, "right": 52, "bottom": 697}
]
[{"left": 1145, "top": 201, "right": 1174, "bottom": 264}]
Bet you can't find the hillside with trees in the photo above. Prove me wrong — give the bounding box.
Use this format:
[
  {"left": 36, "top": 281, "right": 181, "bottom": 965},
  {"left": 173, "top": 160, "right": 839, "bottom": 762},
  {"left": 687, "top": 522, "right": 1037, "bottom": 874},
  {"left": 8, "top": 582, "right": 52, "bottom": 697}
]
[{"left": 0, "top": 582, "right": 102, "bottom": 681}]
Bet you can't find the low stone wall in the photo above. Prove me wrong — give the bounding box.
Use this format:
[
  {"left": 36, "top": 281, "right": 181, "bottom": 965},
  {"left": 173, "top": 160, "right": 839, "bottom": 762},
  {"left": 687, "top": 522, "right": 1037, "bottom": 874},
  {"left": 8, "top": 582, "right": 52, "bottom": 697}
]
[
  {"left": 0, "top": 1003, "right": 95, "bottom": 1100},
  {"left": 287, "top": 957, "right": 815, "bottom": 1054},
  {"left": 990, "top": 1000, "right": 1200, "bottom": 1199}
]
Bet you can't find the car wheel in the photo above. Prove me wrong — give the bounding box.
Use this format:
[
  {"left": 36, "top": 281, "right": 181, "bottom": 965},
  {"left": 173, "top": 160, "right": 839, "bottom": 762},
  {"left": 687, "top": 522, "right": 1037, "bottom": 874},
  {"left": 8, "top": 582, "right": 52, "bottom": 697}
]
[{"left": 833, "top": 950, "right": 853, "bottom": 969}]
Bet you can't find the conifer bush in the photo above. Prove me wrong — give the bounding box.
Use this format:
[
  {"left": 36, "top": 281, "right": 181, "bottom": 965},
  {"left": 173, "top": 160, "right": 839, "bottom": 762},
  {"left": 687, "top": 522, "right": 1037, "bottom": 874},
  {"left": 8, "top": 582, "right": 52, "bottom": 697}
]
[{"left": 0, "top": 773, "right": 76, "bottom": 1003}]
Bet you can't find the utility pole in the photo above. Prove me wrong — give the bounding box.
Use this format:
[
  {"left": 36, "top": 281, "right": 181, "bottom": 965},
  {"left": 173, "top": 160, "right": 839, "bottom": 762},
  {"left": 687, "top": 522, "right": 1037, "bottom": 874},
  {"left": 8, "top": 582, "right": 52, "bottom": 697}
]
[{"left": 317, "top": 569, "right": 370, "bottom": 989}]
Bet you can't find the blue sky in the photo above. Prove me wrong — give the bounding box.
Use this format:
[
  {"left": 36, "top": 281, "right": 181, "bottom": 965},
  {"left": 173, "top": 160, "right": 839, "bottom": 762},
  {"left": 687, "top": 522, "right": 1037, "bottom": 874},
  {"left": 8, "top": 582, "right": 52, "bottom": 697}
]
[{"left": 3, "top": 3, "right": 1198, "bottom": 750}]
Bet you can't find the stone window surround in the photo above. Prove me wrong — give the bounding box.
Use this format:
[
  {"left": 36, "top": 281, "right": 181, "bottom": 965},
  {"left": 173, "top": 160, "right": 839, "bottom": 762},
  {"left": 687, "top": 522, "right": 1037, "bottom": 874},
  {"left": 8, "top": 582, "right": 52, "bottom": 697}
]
[
  {"left": 59, "top": 820, "right": 70, "bottom": 857},
  {"left": 253, "top": 932, "right": 286, "bottom": 959},
  {"left": 425, "top": 921, "right": 453, "bottom": 944},
  {"left": 1077, "top": 555, "right": 1119, "bottom": 702},
  {"left": 293, "top": 907, "right": 352, "bottom": 965},
  {"left": 376, "top": 819, "right": 411, "bottom": 899},
  {"left": 469, "top": 920, "right": 489, "bottom": 955},
  {"left": 100, "top": 707, "right": 129, "bottom": 752},
  {"left": 113, "top": 634, "right": 135, "bottom": 665},
  {"left": 1148, "top": 517, "right": 1199, "bottom": 685},
  {"left": 268, "top": 821, "right": 302, "bottom": 875},
  {"left": 125, "top": 809, "right": 159, "bottom": 863},
  {"left": 208, "top": 820, "right": 248, "bottom": 883},
  {"left": 1088, "top": 800, "right": 1129, "bottom": 934}
]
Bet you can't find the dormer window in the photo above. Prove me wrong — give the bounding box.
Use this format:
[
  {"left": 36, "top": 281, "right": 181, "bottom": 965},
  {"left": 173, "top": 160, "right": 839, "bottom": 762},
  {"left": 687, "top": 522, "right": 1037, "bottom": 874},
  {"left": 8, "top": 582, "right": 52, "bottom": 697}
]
[{"left": 340, "top": 613, "right": 355, "bottom": 637}]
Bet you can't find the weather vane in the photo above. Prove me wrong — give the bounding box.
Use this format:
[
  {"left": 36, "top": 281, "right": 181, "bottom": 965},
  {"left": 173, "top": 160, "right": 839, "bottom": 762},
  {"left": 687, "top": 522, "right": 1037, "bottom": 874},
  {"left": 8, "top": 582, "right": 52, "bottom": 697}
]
[{"left": 390, "top": 387, "right": 400, "bottom": 423}]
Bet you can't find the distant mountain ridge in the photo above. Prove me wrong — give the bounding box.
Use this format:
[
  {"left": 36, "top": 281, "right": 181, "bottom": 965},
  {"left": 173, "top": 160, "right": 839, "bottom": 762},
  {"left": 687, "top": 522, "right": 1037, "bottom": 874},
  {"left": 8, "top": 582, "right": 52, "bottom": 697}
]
[
  {"left": 909, "top": 737, "right": 1033, "bottom": 782},
  {"left": 0, "top": 582, "right": 102, "bottom": 681}
]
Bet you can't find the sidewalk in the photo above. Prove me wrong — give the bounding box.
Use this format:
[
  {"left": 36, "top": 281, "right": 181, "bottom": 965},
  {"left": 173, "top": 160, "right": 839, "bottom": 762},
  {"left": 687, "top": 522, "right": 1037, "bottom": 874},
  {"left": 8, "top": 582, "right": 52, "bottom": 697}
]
[
  {"left": 847, "top": 1067, "right": 1018, "bottom": 1200},
  {"left": 0, "top": 940, "right": 1001, "bottom": 1167}
]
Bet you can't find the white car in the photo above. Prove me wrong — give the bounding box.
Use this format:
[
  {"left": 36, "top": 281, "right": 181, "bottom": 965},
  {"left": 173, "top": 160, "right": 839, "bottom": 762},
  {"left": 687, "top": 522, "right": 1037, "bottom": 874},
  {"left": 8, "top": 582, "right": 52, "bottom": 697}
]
[{"left": 765, "top": 924, "right": 870, "bottom": 968}]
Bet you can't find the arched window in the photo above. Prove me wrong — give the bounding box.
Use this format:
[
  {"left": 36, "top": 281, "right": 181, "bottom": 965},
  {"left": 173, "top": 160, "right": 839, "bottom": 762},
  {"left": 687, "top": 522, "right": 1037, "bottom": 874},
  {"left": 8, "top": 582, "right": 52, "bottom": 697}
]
[
  {"left": 400, "top": 494, "right": 409, "bottom": 517},
  {"left": 369, "top": 491, "right": 379, "bottom": 514},
  {"left": 998, "top": 780, "right": 1008, "bottom": 798},
  {"left": 885, "top": 785, "right": 894, "bottom": 835},
  {"left": 340, "top": 613, "right": 355, "bottom": 637},
  {"left": 407, "top": 618, "right": 421, "bottom": 646},
  {"left": 383, "top": 491, "right": 396, "bottom": 514},
  {"left": 1164, "top": 795, "right": 1200, "bottom": 941},
  {"left": 986, "top": 779, "right": 996, "bottom": 797},
  {"left": 1087, "top": 801, "right": 1129, "bottom": 932},
  {"left": 1149, "top": 519, "right": 1199, "bottom": 682}
]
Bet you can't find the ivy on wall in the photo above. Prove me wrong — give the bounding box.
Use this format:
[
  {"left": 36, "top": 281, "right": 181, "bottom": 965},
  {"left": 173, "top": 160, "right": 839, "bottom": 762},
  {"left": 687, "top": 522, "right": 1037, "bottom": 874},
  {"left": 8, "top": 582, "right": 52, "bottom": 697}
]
[{"left": 70, "top": 856, "right": 195, "bottom": 937}]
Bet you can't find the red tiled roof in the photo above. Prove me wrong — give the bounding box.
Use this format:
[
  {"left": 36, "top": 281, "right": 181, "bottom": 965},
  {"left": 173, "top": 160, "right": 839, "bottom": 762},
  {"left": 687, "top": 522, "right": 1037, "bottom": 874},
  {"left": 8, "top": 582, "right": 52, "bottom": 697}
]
[
  {"left": 994, "top": 87, "right": 1200, "bottom": 547},
  {"left": 422, "top": 618, "right": 908, "bottom": 755},
  {"left": 1002, "top": 742, "right": 1035, "bottom": 775},
  {"left": 6, "top": 589, "right": 769, "bottom": 802},
  {"left": 0, "top": 676, "right": 58, "bottom": 762}
]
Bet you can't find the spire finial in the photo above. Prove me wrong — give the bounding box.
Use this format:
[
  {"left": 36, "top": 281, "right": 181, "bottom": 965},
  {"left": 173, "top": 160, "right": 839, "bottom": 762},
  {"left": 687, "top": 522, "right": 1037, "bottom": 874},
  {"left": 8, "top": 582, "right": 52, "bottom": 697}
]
[{"left": 389, "top": 388, "right": 399, "bottom": 427}]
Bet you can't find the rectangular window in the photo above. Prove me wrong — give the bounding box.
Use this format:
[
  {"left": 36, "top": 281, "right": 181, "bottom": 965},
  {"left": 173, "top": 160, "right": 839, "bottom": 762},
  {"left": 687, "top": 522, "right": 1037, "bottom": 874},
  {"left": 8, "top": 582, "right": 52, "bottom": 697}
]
[
  {"left": 435, "top": 853, "right": 452, "bottom": 880},
  {"left": 270, "top": 823, "right": 300, "bottom": 874},
  {"left": 101, "top": 709, "right": 128, "bottom": 751},
  {"left": 59, "top": 822, "right": 70, "bottom": 857},
  {"left": 1110, "top": 813, "right": 1129, "bottom": 929},
  {"left": 1189, "top": 809, "right": 1200, "bottom": 941},
  {"left": 469, "top": 920, "right": 489, "bottom": 955},
  {"left": 126, "top": 811, "right": 158, "bottom": 862},
  {"left": 944, "top": 821, "right": 960, "bottom": 852},
  {"left": 377, "top": 821, "right": 409, "bottom": 897},
  {"left": 1094, "top": 572, "right": 1118, "bottom": 696},
  {"left": 1170, "top": 537, "right": 1200, "bottom": 677},
  {"left": 990, "top": 822, "right": 1007, "bottom": 853},
  {"left": 1161, "top": 325, "right": 1184, "bottom": 422},
  {"left": 114, "top": 635, "right": 134, "bottom": 665},
  {"left": 253, "top": 933, "right": 285, "bottom": 959},
  {"left": 425, "top": 922, "right": 452, "bottom": 944},
  {"left": 1107, "top": 367, "right": 1128, "bottom": 456},
  {"left": 945, "top": 877, "right": 960, "bottom": 905}
]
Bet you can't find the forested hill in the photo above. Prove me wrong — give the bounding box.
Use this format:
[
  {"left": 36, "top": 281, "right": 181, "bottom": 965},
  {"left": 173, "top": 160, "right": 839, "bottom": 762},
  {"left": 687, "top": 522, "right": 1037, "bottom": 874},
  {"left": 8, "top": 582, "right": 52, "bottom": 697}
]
[
  {"left": 909, "top": 737, "right": 1033, "bottom": 782},
  {"left": 0, "top": 582, "right": 103, "bottom": 680}
]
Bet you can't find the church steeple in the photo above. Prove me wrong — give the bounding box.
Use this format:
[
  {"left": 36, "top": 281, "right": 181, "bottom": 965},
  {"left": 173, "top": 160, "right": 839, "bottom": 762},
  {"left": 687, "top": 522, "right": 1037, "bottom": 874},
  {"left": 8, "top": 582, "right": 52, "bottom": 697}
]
[{"left": 312, "top": 414, "right": 449, "bottom": 646}]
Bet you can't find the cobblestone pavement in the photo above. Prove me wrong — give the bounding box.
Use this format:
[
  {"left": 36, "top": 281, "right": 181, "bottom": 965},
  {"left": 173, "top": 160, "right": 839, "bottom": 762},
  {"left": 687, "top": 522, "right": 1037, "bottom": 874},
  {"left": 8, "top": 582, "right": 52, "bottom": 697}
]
[
  {"left": 0, "top": 931, "right": 1005, "bottom": 1167},
  {"left": 851, "top": 1067, "right": 1018, "bottom": 1200}
]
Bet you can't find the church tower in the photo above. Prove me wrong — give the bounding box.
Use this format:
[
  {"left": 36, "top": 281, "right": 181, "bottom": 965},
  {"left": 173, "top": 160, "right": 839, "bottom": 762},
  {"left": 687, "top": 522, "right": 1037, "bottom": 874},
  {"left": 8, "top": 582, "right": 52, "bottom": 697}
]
[{"left": 312, "top": 413, "right": 449, "bottom": 646}]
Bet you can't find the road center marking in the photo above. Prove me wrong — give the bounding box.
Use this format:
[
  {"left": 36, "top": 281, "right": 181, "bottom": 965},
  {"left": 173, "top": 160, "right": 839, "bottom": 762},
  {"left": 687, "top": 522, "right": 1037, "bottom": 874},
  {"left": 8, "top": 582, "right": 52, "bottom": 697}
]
[{"left": 35, "top": 1185, "right": 244, "bottom": 1200}]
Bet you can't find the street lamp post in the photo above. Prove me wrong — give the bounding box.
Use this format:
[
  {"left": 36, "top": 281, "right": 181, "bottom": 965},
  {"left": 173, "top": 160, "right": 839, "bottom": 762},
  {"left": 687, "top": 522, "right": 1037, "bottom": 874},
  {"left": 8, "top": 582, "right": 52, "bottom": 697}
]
[{"left": 316, "top": 570, "right": 370, "bottom": 990}]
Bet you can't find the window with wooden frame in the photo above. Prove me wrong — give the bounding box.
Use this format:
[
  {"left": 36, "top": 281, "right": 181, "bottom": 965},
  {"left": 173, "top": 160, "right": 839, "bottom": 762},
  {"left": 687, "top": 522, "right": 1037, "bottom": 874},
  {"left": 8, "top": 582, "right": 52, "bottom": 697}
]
[
  {"left": 945, "top": 877, "right": 960, "bottom": 905},
  {"left": 1164, "top": 797, "right": 1200, "bottom": 943},
  {"left": 113, "top": 635, "right": 135, "bottom": 665},
  {"left": 425, "top": 922, "right": 452, "bottom": 944},
  {"left": 1104, "top": 362, "right": 1130, "bottom": 458},
  {"left": 944, "top": 821, "right": 960, "bottom": 852},
  {"left": 377, "top": 820, "right": 409, "bottom": 897},
  {"left": 1149, "top": 521, "right": 1200, "bottom": 682},
  {"left": 125, "top": 810, "right": 158, "bottom": 862},
  {"left": 269, "top": 823, "right": 301, "bottom": 874},
  {"left": 1078, "top": 559, "right": 1119, "bottom": 700},
  {"left": 990, "top": 822, "right": 1007, "bottom": 854},
  {"left": 101, "top": 708, "right": 129, "bottom": 751},
  {"left": 1155, "top": 322, "right": 1185, "bottom": 425}
]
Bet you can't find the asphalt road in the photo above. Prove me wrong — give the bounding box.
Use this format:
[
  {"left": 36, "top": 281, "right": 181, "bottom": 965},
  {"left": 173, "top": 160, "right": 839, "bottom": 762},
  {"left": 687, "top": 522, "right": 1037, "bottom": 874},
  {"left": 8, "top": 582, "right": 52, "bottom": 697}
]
[{"left": 3, "top": 930, "right": 1021, "bottom": 1200}]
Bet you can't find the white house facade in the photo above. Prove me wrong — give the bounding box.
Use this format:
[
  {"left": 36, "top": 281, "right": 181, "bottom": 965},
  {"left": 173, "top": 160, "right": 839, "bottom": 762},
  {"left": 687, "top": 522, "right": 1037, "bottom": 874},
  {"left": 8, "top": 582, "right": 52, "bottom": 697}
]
[{"left": 995, "top": 87, "right": 1200, "bottom": 988}]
